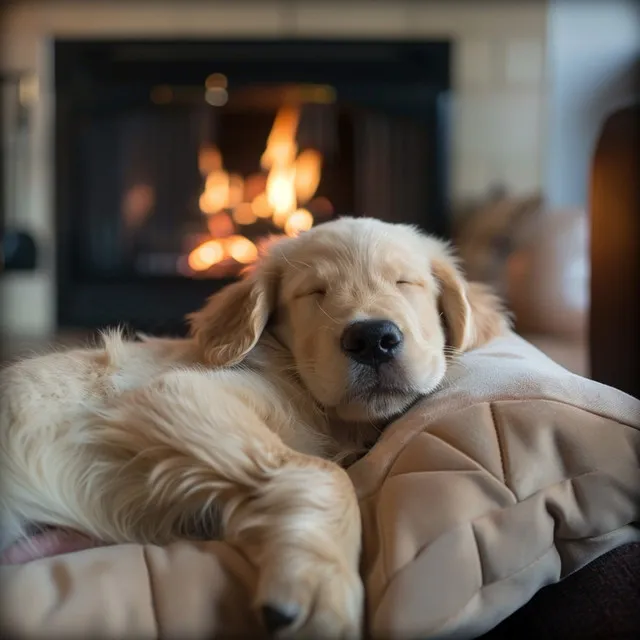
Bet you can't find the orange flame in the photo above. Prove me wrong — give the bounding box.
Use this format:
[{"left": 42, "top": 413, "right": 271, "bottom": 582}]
[
  {"left": 261, "top": 106, "right": 300, "bottom": 170},
  {"left": 266, "top": 165, "right": 297, "bottom": 215},
  {"left": 225, "top": 235, "right": 259, "bottom": 264},
  {"left": 294, "top": 149, "right": 322, "bottom": 203},
  {"left": 251, "top": 193, "right": 272, "bottom": 218},
  {"left": 200, "top": 170, "right": 229, "bottom": 214},
  {"left": 198, "top": 146, "right": 222, "bottom": 176},
  {"left": 191, "top": 105, "right": 322, "bottom": 275},
  {"left": 285, "top": 208, "right": 314, "bottom": 237},
  {"left": 188, "top": 239, "right": 224, "bottom": 271},
  {"left": 232, "top": 202, "right": 257, "bottom": 225},
  {"left": 228, "top": 174, "right": 244, "bottom": 209}
]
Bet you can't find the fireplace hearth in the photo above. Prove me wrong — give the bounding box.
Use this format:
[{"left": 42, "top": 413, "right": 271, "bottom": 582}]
[{"left": 55, "top": 39, "right": 451, "bottom": 334}]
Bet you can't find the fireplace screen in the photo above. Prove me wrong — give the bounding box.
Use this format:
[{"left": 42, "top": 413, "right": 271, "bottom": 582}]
[{"left": 55, "top": 40, "right": 450, "bottom": 331}]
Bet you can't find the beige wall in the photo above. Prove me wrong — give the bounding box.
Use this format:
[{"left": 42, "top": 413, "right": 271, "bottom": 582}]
[
  {"left": 0, "top": 0, "right": 548, "bottom": 335},
  {"left": 545, "top": 0, "right": 640, "bottom": 209}
]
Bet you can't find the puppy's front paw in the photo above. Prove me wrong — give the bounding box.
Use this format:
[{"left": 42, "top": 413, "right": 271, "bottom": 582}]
[{"left": 255, "top": 546, "right": 364, "bottom": 639}]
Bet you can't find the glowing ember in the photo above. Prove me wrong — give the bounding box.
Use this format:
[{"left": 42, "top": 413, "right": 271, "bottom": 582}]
[
  {"left": 200, "top": 170, "right": 230, "bottom": 214},
  {"left": 228, "top": 174, "right": 245, "bottom": 209},
  {"left": 198, "top": 146, "right": 222, "bottom": 176},
  {"left": 190, "top": 104, "right": 326, "bottom": 275},
  {"left": 272, "top": 209, "right": 291, "bottom": 228},
  {"left": 251, "top": 193, "right": 272, "bottom": 218},
  {"left": 188, "top": 239, "right": 224, "bottom": 271},
  {"left": 232, "top": 202, "right": 257, "bottom": 225},
  {"left": 285, "top": 208, "right": 314, "bottom": 237},
  {"left": 294, "top": 149, "right": 322, "bottom": 203},
  {"left": 261, "top": 106, "right": 300, "bottom": 170},
  {"left": 266, "top": 165, "right": 297, "bottom": 215},
  {"left": 225, "top": 235, "right": 259, "bottom": 264}
]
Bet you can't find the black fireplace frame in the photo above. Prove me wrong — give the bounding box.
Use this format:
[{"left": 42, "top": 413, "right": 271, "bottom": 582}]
[{"left": 54, "top": 39, "right": 451, "bottom": 334}]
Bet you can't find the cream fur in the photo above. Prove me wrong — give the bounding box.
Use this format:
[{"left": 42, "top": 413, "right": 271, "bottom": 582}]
[{"left": 0, "top": 217, "right": 508, "bottom": 638}]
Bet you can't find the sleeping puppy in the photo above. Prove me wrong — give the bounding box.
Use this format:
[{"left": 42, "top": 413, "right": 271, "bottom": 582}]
[{"left": 0, "top": 217, "right": 508, "bottom": 638}]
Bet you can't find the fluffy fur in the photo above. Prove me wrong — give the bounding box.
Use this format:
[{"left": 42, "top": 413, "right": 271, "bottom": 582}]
[{"left": 0, "top": 217, "right": 509, "bottom": 638}]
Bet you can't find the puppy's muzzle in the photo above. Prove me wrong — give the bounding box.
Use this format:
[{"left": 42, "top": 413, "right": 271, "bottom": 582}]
[{"left": 340, "top": 319, "right": 404, "bottom": 366}]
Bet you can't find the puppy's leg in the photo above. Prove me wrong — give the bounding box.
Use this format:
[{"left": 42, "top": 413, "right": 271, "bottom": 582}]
[{"left": 81, "top": 369, "right": 364, "bottom": 639}]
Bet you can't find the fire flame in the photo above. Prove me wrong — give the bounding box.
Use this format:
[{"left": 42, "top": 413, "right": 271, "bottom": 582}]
[
  {"left": 261, "top": 106, "right": 300, "bottom": 170},
  {"left": 225, "top": 235, "right": 259, "bottom": 264},
  {"left": 294, "top": 149, "right": 322, "bottom": 204},
  {"left": 266, "top": 165, "right": 297, "bottom": 215},
  {"left": 285, "top": 208, "right": 314, "bottom": 237},
  {"left": 189, "top": 104, "right": 326, "bottom": 272},
  {"left": 188, "top": 239, "right": 225, "bottom": 271}
]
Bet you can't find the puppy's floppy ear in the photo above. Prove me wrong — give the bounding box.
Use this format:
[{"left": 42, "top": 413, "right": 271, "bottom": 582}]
[
  {"left": 187, "top": 268, "right": 276, "bottom": 366},
  {"left": 432, "top": 254, "right": 510, "bottom": 353}
]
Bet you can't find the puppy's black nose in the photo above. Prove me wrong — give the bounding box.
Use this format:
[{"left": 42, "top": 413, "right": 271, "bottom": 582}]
[
  {"left": 340, "top": 320, "right": 404, "bottom": 366},
  {"left": 261, "top": 603, "right": 299, "bottom": 635}
]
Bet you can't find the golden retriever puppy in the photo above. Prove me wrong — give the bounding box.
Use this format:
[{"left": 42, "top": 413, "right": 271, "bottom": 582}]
[{"left": 0, "top": 217, "right": 508, "bottom": 638}]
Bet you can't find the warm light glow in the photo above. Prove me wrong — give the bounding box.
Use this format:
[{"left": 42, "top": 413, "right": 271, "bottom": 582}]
[
  {"left": 205, "top": 87, "right": 228, "bottom": 107},
  {"left": 225, "top": 235, "right": 259, "bottom": 264},
  {"left": 198, "top": 146, "right": 222, "bottom": 176},
  {"left": 207, "top": 212, "right": 235, "bottom": 238},
  {"left": 205, "top": 73, "right": 228, "bottom": 89},
  {"left": 294, "top": 149, "right": 322, "bottom": 203},
  {"left": 232, "top": 202, "right": 257, "bottom": 225},
  {"left": 261, "top": 106, "right": 300, "bottom": 170},
  {"left": 228, "top": 174, "right": 244, "bottom": 208},
  {"left": 251, "top": 193, "right": 272, "bottom": 218},
  {"left": 266, "top": 165, "right": 297, "bottom": 215},
  {"left": 200, "top": 170, "right": 230, "bottom": 214},
  {"left": 272, "top": 209, "right": 291, "bottom": 228},
  {"left": 188, "top": 240, "right": 224, "bottom": 271},
  {"left": 191, "top": 103, "right": 323, "bottom": 276},
  {"left": 284, "top": 208, "right": 314, "bottom": 237},
  {"left": 261, "top": 138, "right": 297, "bottom": 170}
]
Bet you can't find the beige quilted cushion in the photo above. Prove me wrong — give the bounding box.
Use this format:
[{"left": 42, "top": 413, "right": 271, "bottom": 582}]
[
  {"left": 349, "top": 332, "right": 640, "bottom": 638},
  {"left": 1, "top": 333, "right": 639, "bottom": 639}
]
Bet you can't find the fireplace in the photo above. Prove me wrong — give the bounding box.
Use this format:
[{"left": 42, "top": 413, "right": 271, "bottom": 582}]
[{"left": 54, "top": 39, "right": 451, "bottom": 334}]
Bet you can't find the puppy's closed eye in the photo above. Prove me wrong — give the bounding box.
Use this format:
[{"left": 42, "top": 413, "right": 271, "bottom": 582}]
[
  {"left": 396, "top": 280, "right": 424, "bottom": 288},
  {"left": 295, "top": 288, "right": 327, "bottom": 299}
]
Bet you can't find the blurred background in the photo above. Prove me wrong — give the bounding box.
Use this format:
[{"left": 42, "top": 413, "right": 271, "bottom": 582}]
[{"left": 1, "top": 0, "right": 638, "bottom": 391}]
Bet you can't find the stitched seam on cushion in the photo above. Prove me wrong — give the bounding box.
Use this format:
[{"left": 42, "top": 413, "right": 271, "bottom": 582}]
[
  {"left": 356, "top": 397, "right": 640, "bottom": 500},
  {"left": 356, "top": 442, "right": 414, "bottom": 501},
  {"left": 376, "top": 520, "right": 640, "bottom": 637},
  {"left": 425, "top": 523, "right": 640, "bottom": 636},
  {"left": 371, "top": 424, "right": 504, "bottom": 588},
  {"left": 489, "top": 402, "right": 513, "bottom": 495},
  {"left": 422, "top": 425, "right": 518, "bottom": 503},
  {"left": 373, "top": 468, "right": 638, "bottom": 611},
  {"left": 427, "top": 540, "right": 560, "bottom": 636},
  {"left": 141, "top": 545, "right": 161, "bottom": 638},
  {"left": 371, "top": 523, "right": 557, "bottom": 636}
]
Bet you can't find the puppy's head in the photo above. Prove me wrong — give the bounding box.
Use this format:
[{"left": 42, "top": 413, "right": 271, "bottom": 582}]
[{"left": 188, "top": 218, "right": 509, "bottom": 423}]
